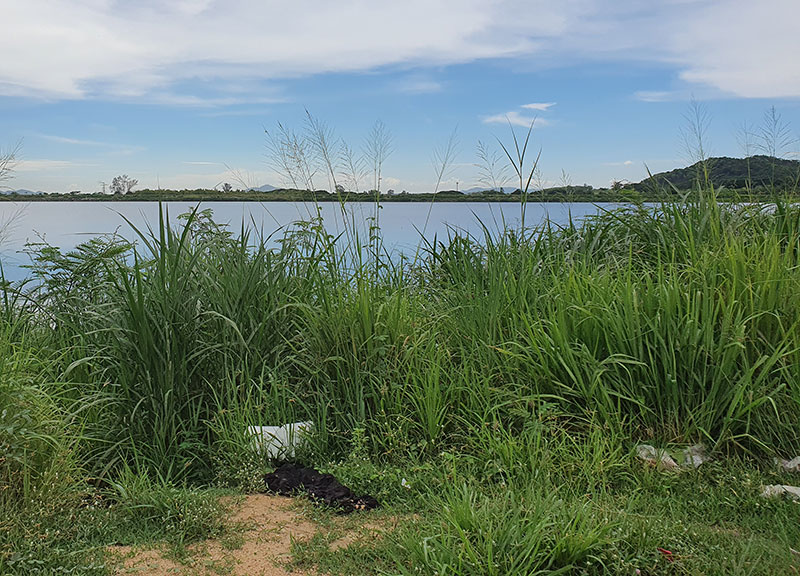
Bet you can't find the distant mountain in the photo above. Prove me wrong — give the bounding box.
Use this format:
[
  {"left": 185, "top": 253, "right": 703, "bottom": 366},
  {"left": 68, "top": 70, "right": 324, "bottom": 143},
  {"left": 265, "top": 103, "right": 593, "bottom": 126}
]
[
  {"left": 635, "top": 155, "right": 800, "bottom": 191},
  {"left": 249, "top": 184, "right": 278, "bottom": 192}
]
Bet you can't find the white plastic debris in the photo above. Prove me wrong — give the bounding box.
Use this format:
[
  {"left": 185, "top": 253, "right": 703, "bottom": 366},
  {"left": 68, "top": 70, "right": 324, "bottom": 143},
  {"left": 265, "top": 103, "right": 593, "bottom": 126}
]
[
  {"left": 682, "top": 443, "right": 710, "bottom": 469},
  {"left": 247, "top": 421, "right": 313, "bottom": 459},
  {"left": 760, "top": 484, "right": 800, "bottom": 501},
  {"left": 775, "top": 456, "right": 800, "bottom": 473},
  {"left": 636, "top": 444, "right": 679, "bottom": 471}
]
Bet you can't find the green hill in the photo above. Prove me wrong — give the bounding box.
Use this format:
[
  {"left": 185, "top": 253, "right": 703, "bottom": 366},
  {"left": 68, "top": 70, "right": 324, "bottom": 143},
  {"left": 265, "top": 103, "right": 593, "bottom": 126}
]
[{"left": 635, "top": 155, "right": 800, "bottom": 192}]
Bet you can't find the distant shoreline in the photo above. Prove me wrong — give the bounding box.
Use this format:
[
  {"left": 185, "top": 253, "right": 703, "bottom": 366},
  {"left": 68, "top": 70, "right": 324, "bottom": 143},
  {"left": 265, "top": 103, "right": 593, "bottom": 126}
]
[
  {"left": 5, "top": 155, "right": 797, "bottom": 203},
  {"left": 0, "top": 187, "right": 626, "bottom": 203},
  {"left": 0, "top": 187, "right": 783, "bottom": 203}
]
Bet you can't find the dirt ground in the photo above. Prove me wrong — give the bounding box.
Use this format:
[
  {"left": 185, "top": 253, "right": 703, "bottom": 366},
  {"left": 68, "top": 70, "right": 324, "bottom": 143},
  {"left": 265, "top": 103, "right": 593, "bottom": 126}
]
[{"left": 109, "top": 494, "right": 392, "bottom": 576}]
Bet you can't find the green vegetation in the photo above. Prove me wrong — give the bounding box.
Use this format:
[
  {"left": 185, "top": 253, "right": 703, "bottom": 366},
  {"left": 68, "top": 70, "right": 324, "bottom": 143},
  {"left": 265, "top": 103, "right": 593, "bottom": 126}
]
[
  {"left": 636, "top": 155, "right": 800, "bottom": 193},
  {"left": 0, "top": 185, "right": 623, "bottom": 202},
  {"left": 2, "top": 185, "right": 800, "bottom": 574},
  {"left": 4, "top": 155, "right": 799, "bottom": 202}
]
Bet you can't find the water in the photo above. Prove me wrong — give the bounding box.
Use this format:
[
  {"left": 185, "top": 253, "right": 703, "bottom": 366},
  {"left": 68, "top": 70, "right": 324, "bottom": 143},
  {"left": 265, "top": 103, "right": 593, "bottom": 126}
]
[{"left": 0, "top": 201, "right": 610, "bottom": 281}]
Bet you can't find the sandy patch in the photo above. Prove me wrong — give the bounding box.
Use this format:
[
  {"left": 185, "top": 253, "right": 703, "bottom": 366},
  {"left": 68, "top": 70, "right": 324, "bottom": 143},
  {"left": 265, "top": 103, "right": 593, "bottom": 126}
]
[{"left": 109, "top": 494, "right": 393, "bottom": 576}]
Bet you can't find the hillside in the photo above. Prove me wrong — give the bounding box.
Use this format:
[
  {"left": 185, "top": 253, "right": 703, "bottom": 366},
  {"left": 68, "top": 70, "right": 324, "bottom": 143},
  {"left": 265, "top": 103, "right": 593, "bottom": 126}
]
[{"left": 635, "top": 155, "right": 800, "bottom": 192}]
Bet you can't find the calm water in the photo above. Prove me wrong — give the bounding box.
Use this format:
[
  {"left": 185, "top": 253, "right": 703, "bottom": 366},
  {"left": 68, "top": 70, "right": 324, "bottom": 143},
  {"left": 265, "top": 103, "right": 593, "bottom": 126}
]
[{"left": 0, "top": 201, "right": 610, "bottom": 281}]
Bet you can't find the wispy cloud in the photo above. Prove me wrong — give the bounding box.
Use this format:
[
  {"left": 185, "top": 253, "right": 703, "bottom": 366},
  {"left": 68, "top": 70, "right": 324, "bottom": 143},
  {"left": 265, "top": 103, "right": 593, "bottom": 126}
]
[
  {"left": 2, "top": 1, "right": 799, "bottom": 103},
  {"left": 181, "top": 161, "right": 222, "bottom": 166},
  {"left": 521, "top": 102, "right": 556, "bottom": 111},
  {"left": 483, "top": 100, "right": 554, "bottom": 128},
  {"left": 197, "top": 108, "right": 275, "bottom": 118},
  {"left": 602, "top": 160, "right": 635, "bottom": 166},
  {"left": 671, "top": 0, "right": 800, "bottom": 98},
  {"left": 15, "top": 159, "right": 95, "bottom": 172},
  {"left": 391, "top": 75, "right": 444, "bottom": 94},
  {"left": 36, "top": 133, "right": 144, "bottom": 156},
  {"left": 633, "top": 90, "right": 682, "bottom": 102},
  {"left": 483, "top": 111, "right": 537, "bottom": 127},
  {"left": 39, "top": 134, "right": 109, "bottom": 147},
  {"left": 382, "top": 176, "right": 403, "bottom": 190},
  {"left": 0, "top": 1, "right": 550, "bottom": 102},
  {"left": 142, "top": 93, "right": 287, "bottom": 108}
]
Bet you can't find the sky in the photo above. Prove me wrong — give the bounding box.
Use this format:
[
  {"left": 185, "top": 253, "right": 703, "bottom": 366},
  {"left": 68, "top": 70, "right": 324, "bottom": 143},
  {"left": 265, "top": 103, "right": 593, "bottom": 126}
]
[{"left": 2, "top": 0, "right": 800, "bottom": 193}]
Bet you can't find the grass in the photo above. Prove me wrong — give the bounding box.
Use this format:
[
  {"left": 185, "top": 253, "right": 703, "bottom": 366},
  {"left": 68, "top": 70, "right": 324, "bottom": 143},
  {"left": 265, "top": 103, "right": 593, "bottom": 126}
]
[{"left": 1, "top": 186, "right": 800, "bottom": 574}]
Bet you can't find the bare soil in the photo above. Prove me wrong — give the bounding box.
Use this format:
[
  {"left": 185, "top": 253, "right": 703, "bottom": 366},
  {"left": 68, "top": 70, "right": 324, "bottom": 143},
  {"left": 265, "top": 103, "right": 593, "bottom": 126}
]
[{"left": 109, "top": 494, "right": 392, "bottom": 576}]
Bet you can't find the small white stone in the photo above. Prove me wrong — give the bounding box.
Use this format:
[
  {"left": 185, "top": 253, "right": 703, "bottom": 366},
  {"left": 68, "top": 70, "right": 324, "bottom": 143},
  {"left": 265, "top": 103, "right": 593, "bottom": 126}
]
[
  {"left": 760, "top": 484, "right": 800, "bottom": 500},
  {"left": 636, "top": 444, "right": 679, "bottom": 470},
  {"left": 682, "top": 443, "right": 709, "bottom": 468},
  {"left": 775, "top": 456, "right": 800, "bottom": 473}
]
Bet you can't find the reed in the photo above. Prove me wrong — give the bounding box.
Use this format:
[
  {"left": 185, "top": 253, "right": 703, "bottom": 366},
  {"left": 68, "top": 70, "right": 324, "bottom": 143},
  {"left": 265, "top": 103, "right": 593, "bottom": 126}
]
[
  {"left": 3, "top": 184, "right": 800, "bottom": 574},
  {"left": 3, "top": 188, "right": 799, "bottom": 483}
]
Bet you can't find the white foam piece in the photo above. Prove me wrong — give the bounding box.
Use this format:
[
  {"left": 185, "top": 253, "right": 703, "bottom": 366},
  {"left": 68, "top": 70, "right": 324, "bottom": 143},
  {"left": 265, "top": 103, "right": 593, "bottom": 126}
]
[{"left": 247, "top": 421, "right": 313, "bottom": 458}]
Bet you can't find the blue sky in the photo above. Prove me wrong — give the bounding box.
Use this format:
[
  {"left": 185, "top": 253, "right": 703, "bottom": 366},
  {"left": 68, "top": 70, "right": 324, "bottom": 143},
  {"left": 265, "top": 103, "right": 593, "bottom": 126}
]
[{"left": 2, "top": 0, "right": 800, "bottom": 193}]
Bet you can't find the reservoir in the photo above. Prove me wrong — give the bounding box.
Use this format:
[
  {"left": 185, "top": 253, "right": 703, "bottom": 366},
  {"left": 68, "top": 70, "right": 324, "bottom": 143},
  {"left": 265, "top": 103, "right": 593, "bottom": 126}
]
[{"left": 0, "top": 201, "right": 612, "bottom": 281}]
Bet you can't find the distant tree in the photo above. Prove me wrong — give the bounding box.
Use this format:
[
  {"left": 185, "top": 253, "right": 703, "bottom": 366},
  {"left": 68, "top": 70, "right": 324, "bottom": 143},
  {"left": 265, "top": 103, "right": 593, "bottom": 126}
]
[
  {"left": 637, "top": 155, "right": 800, "bottom": 192},
  {"left": 610, "top": 179, "right": 630, "bottom": 191},
  {"left": 110, "top": 175, "right": 138, "bottom": 195},
  {"left": 222, "top": 182, "right": 233, "bottom": 193}
]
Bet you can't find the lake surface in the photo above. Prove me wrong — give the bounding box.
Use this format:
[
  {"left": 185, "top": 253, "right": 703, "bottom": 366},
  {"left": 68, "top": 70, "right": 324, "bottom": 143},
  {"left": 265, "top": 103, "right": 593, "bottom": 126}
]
[{"left": 0, "top": 201, "right": 611, "bottom": 281}]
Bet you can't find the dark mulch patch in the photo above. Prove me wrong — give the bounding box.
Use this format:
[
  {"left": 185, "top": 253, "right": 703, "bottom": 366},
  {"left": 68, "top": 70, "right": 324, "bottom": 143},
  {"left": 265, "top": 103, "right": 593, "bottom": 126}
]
[{"left": 264, "top": 464, "right": 379, "bottom": 514}]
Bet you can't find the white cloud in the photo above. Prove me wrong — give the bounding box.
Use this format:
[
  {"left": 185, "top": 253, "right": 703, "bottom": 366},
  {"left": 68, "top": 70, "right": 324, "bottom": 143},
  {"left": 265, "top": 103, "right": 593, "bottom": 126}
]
[
  {"left": 483, "top": 111, "right": 534, "bottom": 127},
  {"left": 382, "top": 176, "right": 403, "bottom": 190},
  {"left": 198, "top": 108, "right": 275, "bottom": 118},
  {"left": 671, "top": 0, "right": 800, "bottom": 98},
  {"left": 0, "top": 0, "right": 556, "bottom": 102},
  {"left": 15, "top": 159, "right": 94, "bottom": 171},
  {"left": 39, "top": 135, "right": 110, "bottom": 146},
  {"left": 140, "top": 93, "right": 286, "bottom": 108},
  {"left": 35, "top": 134, "right": 145, "bottom": 157},
  {"left": 521, "top": 102, "right": 556, "bottom": 111},
  {"left": 1, "top": 1, "right": 798, "bottom": 103},
  {"left": 483, "top": 105, "right": 552, "bottom": 128},
  {"left": 633, "top": 91, "right": 679, "bottom": 103},
  {"left": 572, "top": 1, "right": 800, "bottom": 99}
]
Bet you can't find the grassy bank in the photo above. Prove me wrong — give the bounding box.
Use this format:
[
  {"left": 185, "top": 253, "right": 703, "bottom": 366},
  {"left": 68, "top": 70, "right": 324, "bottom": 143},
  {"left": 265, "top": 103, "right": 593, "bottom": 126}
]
[{"left": 2, "top": 191, "right": 799, "bottom": 574}]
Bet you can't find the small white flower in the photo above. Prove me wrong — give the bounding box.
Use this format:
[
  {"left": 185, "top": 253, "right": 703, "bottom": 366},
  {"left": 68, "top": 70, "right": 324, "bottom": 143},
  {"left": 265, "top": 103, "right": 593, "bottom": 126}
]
[{"left": 401, "top": 477, "right": 410, "bottom": 489}]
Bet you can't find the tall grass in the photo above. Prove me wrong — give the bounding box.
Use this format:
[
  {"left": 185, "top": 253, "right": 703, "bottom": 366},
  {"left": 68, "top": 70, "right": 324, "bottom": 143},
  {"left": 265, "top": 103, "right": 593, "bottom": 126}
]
[
  {"left": 1, "top": 187, "right": 799, "bottom": 489},
  {"left": 4, "top": 120, "right": 800, "bottom": 572}
]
